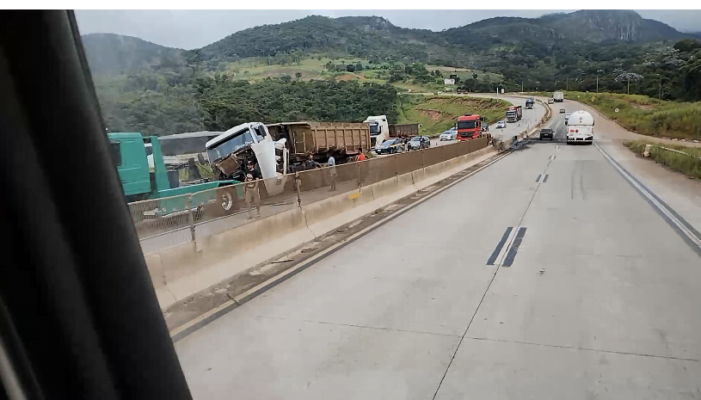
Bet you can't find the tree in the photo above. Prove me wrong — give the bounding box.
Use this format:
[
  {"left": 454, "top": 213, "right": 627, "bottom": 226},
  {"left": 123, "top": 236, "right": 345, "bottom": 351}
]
[
  {"left": 615, "top": 72, "right": 643, "bottom": 94},
  {"left": 355, "top": 62, "right": 363, "bottom": 71},
  {"left": 295, "top": 72, "right": 302, "bottom": 80},
  {"left": 346, "top": 64, "right": 356, "bottom": 72}
]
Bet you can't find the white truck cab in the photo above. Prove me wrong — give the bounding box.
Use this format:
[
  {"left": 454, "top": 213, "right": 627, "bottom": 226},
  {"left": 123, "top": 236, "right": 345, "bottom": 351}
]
[
  {"left": 206, "top": 122, "right": 289, "bottom": 195},
  {"left": 565, "top": 110, "right": 595, "bottom": 145},
  {"left": 364, "top": 115, "right": 390, "bottom": 149}
]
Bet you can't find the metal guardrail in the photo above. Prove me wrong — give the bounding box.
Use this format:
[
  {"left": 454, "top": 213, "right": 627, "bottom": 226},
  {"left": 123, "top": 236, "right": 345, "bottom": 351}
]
[{"left": 130, "top": 137, "right": 491, "bottom": 248}]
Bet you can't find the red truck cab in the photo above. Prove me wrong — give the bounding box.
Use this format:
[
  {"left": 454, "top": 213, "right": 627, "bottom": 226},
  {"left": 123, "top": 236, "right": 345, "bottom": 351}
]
[{"left": 457, "top": 114, "right": 483, "bottom": 141}]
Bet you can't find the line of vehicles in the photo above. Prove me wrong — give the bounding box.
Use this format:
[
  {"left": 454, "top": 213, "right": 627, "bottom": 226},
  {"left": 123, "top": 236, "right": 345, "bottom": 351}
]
[{"left": 113, "top": 94, "right": 567, "bottom": 219}]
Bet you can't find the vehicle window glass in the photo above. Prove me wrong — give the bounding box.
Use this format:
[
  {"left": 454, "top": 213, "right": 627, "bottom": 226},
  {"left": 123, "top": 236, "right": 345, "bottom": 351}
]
[
  {"left": 206, "top": 129, "right": 254, "bottom": 161},
  {"left": 109, "top": 141, "right": 122, "bottom": 167},
  {"left": 458, "top": 121, "right": 477, "bottom": 129}
]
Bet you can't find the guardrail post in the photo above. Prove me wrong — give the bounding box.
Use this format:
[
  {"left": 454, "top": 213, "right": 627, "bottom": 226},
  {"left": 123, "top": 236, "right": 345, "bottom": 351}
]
[
  {"left": 294, "top": 172, "right": 302, "bottom": 207},
  {"left": 393, "top": 153, "right": 399, "bottom": 177},
  {"left": 187, "top": 194, "right": 196, "bottom": 244}
]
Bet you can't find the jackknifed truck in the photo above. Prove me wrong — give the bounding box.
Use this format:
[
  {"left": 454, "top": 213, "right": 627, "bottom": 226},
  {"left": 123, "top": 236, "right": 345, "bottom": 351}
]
[{"left": 205, "top": 121, "right": 371, "bottom": 196}]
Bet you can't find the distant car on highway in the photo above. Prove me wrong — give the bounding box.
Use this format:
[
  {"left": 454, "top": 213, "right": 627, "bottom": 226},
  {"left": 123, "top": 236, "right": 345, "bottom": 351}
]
[
  {"left": 560, "top": 108, "right": 566, "bottom": 113},
  {"left": 539, "top": 128, "right": 554, "bottom": 141},
  {"left": 496, "top": 120, "right": 507, "bottom": 129},
  {"left": 375, "top": 138, "right": 403, "bottom": 155},
  {"left": 439, "top": 127, "right": 457, "bottom": 141},
  {"left": 408, "top": 136, "right": 430, "bottom": 150},
  {"left": 548, "top": 98, "right": 554, "bottom": 104}
]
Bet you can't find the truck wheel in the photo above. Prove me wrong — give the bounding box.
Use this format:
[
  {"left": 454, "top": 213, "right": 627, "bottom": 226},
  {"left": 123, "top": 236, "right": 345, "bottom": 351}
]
[{"left": 206, "top": 187, "right": 239, "bottom": 218}]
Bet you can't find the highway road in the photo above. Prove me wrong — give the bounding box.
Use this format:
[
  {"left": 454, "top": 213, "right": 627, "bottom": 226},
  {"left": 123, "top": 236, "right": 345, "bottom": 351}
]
[
  {"left": 174, "top": 99, "right": 701, "bottom": 399},
  {"left": 427, "top": 94, "right": 544, "bottom": 148}
]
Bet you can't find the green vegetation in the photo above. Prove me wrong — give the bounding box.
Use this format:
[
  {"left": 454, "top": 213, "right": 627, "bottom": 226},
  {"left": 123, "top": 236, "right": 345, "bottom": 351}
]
[
  {"left": 396, "top": 95, "right": 509, "bottom": 136},
  {"left": 538, "top": 91, "right": 701, "bottom": 140},
  {"left": 196, "top": 77, "right": 397, "bottom": 130},
  {"left": 624, "top": 140, "right": 701, "bottom": 179},
  {"left": 82, "top": 11, "right": 701, "bottom": 137}
]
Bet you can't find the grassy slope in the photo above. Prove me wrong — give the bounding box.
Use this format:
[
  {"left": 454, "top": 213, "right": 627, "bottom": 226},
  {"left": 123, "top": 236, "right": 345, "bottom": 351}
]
[
  {"left": 530, "top": 91, "right": 701, "bottom": 140},
  {"left": 226, "top": 57, "right": 371, "bottom": 81},
  {"left": 223, "top": 57, "right": 504, "bottom": 93},
  {"left": 396, "top": 95, "right": 510, "bottom": 136},
  {"left": 624, "top": 140, "right": 701, "bottom": 179}
]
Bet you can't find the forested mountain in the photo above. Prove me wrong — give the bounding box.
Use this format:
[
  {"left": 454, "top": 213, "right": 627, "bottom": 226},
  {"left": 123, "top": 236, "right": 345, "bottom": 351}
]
[
  {"left": 82, "top": 33, "right": 185, "bottom": 73},
  {"left": 82, "top": 10, "right": 694, "bottom": 73},
  {"left": 81, "top": 10, "right": 701, "bottom": 137}
]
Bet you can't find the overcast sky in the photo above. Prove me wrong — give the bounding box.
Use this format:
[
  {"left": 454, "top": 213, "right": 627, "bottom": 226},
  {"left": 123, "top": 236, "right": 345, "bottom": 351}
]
[{"left": 75, "top": 10, "right": 701, "bottom": 50}]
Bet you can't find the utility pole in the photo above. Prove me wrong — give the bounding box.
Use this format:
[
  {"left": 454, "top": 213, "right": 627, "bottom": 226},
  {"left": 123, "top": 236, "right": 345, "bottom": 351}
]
[
  {"left": 521, "top": 80, "right": 524, "bottom": 93},
  {"left": 596, "top": 75, "right": 599, "bottom": 93},
  {"left": 627, "top": 79, "right": 630, "bottom": 95}
]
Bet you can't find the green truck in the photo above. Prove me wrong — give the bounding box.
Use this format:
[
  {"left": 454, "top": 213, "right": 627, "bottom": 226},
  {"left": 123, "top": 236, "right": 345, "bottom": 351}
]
[{"left": 109, "top": 132, "right": 241, "bottom": 218}]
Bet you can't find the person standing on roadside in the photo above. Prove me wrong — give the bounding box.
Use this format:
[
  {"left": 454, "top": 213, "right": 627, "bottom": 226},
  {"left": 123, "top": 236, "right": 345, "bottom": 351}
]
[
  {"left": 244, "top": 172, "right": 261, "bottom": 220},
  {"left": 356, "top": 149, "right": 366, "bottom": 162},
  {"left": 327, "top": 154, "right": 337, "bottom": 192}
]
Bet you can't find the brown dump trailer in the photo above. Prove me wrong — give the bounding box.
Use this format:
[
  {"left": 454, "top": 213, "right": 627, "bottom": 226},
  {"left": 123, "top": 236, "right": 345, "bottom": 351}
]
[
  {"left": 266, "top": 121, "right": 371, "bottom": 163},
  {"left": 389, "top": 123, "right": 420, "bottom": 138}
]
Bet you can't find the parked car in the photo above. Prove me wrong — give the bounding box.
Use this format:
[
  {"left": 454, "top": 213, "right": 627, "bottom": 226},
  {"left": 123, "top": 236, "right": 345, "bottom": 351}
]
[
  {"left": 376, "top": 138, "right": 403, "bottom": 154},
  {"left": 439, "top": 127, "right": 457, "bottom": 141},
  {"left": 496, "top": 120, "right": 507, "bottom": 129},
  {"left": 408, "top": 136, "right": 430, "bottom": 150},
  {"left": 548, "top": 98, "right": 554, "bottom": 104},
  {"left": 539, "top": 128, "right": 554, "bottom": 141},
  {"left": 559, "top": 108, "right": 566, "bottom": 113}
]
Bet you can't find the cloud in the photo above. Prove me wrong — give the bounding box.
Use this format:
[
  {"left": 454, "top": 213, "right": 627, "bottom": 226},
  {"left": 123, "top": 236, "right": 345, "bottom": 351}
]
[{"left": 75, "top": 9, "right": 701, "bottom": 50}]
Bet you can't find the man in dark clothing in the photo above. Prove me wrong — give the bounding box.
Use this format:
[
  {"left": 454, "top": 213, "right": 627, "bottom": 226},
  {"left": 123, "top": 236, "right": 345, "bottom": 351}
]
[
  {"left": 247, "top": 161, "right": 262, "bottom": 180},
  {"left": 303, "top": 154, "right": 321, "bottom": 170}
]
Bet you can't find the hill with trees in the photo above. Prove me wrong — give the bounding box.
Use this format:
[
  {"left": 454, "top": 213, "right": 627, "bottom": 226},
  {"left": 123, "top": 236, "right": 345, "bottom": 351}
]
[{"left": 81, "top": 10, "right": 701, "bottom": 136}]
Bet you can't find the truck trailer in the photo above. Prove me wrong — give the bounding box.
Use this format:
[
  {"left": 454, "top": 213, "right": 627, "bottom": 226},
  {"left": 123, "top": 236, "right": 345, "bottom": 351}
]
[{"left": 553, "top": 91, "right": 564, "bottom": 102}]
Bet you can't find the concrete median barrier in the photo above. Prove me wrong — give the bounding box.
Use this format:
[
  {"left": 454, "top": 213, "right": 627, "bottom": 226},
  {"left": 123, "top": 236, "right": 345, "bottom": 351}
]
[
  {"left": 145, "top": 137, "right": 517, "bottom": 312},
  {"left": 302, "top": 186, "right": 375, "bottom": 237},
  {"left": 150, "top": 207, "right": 314, "bottom": 309}
]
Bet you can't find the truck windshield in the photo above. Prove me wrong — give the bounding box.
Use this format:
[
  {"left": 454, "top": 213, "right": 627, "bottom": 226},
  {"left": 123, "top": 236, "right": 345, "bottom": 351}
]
[
  {"left": 368, "top": 122, "right": 381, "bottom": 135},
  {"left": 206, "top": 129, "right": 254, "bottom": 161},
  {"left": 457, "top": 121, "right": 478, "bottom": 129}
]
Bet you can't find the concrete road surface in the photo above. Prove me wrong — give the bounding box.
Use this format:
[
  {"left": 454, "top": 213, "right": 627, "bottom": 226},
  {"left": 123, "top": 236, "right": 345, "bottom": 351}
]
[{"left": 174, "top": 102, "right": 701, "bottom": 399}]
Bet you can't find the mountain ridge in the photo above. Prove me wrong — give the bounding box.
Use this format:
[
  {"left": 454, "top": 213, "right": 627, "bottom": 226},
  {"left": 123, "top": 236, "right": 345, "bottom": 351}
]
[{"left": 82, "top": 10, "right": 695, "bottom": 74}]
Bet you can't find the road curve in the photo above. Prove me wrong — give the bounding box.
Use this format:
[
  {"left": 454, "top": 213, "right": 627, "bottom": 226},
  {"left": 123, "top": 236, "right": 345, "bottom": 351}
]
[
  {"left": 430, "top": 94, "right": 545, "bottom": 148},
  {"left": 174, "top": 95, "right": 701, "bottom": 398}
]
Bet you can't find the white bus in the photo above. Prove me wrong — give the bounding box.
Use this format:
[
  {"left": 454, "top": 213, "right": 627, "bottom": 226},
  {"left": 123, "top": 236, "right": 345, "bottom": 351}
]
[{"left": 565, "top": 110, "right": 595, "bottom": 145}]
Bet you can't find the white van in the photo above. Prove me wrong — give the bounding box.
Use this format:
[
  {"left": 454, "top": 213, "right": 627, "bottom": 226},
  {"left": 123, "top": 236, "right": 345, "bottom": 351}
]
[{"left": 565, "top": 110, "right": 595, "bottom": 145}]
